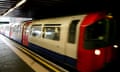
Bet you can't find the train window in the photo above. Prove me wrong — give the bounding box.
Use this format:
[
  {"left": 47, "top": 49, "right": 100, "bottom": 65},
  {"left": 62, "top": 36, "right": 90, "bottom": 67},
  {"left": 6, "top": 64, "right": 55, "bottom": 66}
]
[
  {"left": 0, "top": 22, "right": 9, "bottom": 24},
  {"left": 84, "top": 18, "right": 116, "bottom": 49},
  {"left": 31, "top": 25, "right": 42, "bottom": 37},
  {"left": 43, "top": 24, "right": 60, "bottom": 41},
  {"left": 68, "top": 20, "right": 80, "bottom": 43}
]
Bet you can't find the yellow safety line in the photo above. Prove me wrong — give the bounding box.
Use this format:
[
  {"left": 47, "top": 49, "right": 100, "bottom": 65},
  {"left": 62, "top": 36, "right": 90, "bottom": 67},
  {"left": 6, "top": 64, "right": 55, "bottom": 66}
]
[{"left": 18, "top": 47, "right": 60, "bottom": 72}]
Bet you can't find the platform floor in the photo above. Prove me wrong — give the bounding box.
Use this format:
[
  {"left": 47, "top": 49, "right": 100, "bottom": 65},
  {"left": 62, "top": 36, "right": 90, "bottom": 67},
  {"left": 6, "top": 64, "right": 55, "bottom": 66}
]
[
  {"left": 0, "top": 38, "right": 35, "bottom": 72},
  {"left": 0, "top": 34, "right": 67, "bottom": 72}
]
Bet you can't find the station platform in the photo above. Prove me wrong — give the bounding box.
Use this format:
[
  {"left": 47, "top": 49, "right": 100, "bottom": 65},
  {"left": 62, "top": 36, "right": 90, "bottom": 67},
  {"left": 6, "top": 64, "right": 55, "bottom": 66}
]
[
  {"left": 0, "top": 34, "right": 68, "bottom": 72},
  {"left": 0, "top": 36, "right": 35, "bottom": 72},
  {"left": 0, "top": 34, "right": 52, "bottom": 72}
]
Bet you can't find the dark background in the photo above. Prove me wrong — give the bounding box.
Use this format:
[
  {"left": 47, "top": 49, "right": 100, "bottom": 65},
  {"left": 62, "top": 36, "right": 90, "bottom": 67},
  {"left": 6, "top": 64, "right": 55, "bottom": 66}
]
[{"left": 6, "top": 0, "right": 117, "bottom": 19}]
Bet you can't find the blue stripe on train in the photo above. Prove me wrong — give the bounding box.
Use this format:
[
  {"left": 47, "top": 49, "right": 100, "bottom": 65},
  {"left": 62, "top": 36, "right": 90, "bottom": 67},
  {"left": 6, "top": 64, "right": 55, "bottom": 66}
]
[
  {"left": 13, "top": 38, "right": 21, "bottom": 44},
  {"left": 16, "top": 39, "right": 21, "bottom": 44},
  {"left": 28, "top": 42, "right": 76, "bottom": 68}
]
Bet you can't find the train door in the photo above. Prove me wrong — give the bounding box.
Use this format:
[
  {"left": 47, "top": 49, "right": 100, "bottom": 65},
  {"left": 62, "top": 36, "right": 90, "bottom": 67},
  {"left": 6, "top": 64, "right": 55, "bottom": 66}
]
[
  {"left": 65, "top": 20, "right": 80, "bottom": 68},
  {"left": 22, "top": 21, "right": 31, "bottom": 46},
  {"left": 42, "top": 24, "right": 65, "bottom": 61}
]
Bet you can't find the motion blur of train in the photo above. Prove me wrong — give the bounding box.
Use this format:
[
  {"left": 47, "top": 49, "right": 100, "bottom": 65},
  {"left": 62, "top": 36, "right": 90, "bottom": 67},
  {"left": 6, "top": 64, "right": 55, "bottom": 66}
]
[{"left": 0, "top": 11, "right": 117, "bottom": 72}]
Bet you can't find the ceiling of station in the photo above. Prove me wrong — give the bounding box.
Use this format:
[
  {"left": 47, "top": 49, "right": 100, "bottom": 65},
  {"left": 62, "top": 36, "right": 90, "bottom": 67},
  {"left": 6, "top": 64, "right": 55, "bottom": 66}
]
[
  {"left": 0, "top": 0, "right": 117, "bottom": 19},
  {"left": 24, "top": 0, "right": 115, "bottom": 19},
  {"left": 0, "top": 0, "right": 21, "bottom": 16}
]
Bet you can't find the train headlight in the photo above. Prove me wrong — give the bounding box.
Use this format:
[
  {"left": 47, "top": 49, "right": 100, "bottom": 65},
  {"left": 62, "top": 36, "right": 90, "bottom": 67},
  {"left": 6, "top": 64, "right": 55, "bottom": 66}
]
[
  {"left": 113, "top": 45, "right": 118, "bottom": 48},
  {"left": 94, "top": 49, "right": 101, "bottom": 55}
]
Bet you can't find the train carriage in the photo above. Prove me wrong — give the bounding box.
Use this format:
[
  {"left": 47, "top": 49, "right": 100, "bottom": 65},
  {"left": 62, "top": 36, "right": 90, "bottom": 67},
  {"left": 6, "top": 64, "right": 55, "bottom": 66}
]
[
  {"left": 0, "top": 11, "right": 117, "bottom": 72},
  {"left": 23, "top": 11, "right": 116, "bottom": 72},
  {"left": 26, "top": 15, "right": 85, "bottom": 69},
  {"left": 9, "top": 22, "right": 23, "bottom": 43},
  {"left": 8, "top": 21, "right": 31, "bottom": 44}
]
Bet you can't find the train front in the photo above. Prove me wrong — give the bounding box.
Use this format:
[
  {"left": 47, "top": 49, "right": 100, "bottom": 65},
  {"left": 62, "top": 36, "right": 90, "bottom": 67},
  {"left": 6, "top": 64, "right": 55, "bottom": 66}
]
[{"left": 77, "top": 12, "right": 117, "bottom": 72}]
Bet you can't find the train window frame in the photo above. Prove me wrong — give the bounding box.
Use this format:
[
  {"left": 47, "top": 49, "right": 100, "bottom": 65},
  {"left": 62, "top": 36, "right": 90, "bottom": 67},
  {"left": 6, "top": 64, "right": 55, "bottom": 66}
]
[
  {"left": 68, "top": 20, "right": 80, "bottom": 44},
  {"left": 31, "top": 24, "right": 42, "bottom": 37},
  {"left": 42, "top": 24, "right": 61, "bottom": 41}
]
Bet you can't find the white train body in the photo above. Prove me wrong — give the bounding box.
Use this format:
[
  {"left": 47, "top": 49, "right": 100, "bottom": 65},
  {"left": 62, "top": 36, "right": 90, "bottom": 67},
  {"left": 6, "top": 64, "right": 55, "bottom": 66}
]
[{"left": 28, "top": 15, "right": 86, "bottom": 59}]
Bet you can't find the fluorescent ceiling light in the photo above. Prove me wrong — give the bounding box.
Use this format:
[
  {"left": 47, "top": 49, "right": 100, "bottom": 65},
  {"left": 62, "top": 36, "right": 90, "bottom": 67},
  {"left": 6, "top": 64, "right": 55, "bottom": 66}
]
[{"left": 2, "top": 0, "right": 27, "bottom": 16}]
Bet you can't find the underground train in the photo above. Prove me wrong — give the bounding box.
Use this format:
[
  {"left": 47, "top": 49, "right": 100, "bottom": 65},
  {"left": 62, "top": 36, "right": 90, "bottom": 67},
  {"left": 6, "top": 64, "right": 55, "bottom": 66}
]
[{"left": 0, "top": 11, "right": 117, "bottom": 72}]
